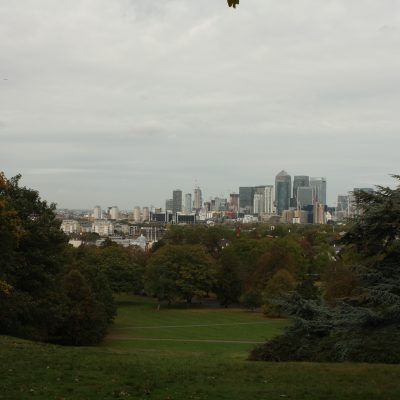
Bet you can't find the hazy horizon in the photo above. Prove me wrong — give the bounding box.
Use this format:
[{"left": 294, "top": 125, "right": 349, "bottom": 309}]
[{"left": 1, "top": 1, "right": 399, "bottom": 208}]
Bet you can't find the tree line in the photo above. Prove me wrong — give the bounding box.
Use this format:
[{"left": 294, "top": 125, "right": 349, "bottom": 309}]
[
  {"left": 0, "top": 172, "right": 341, "bottom": 345},
  {"left": 3, "top": 171, "right": 399, "bottom": 363}
]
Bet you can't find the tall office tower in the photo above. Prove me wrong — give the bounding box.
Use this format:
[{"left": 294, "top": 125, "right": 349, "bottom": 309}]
[
  {"left": 254, "top": 186, "right": 267, "bottom": 214},
  {"left": 133, "top": 206, "right": 141, "bottom": 222},
  {"left": 337, "top": 195, "right": 349, "bottom": 212},
  {"left": 229, "top": 193, "right": 240, "bottom": 212},
  {"left": 165, "top": 199, "right": 173, "bottom": 212},
  {"left": 185, "top": 193, "right": 192, "bottom": 214},
  {"left": 275, "top": 170, "right": 291, "bottom": 215},
  {"left": 193, "top": 187, "right": 202, "bottom": 210},
  {"left": 110, "top": 206, "right": 120, "bottom": 220},
  {"left": 142, "top": 207, "right": 150, "bottom": 222},
  {"left": 310, "top": 177, "right": 327, "bottom": 205},
  {"left": 253, "top": 193, "right": 264, "bottom": 214},
  {"left": 93, "top": 205, "right": 102, "bottom": 220},
  {"left": 172, "top": 189, "right": 182, "bottom": 214},
  {"left": 293, "top": 176, "right": 310, "bottom": 205},
  {"left": 239, "top": 186, "right": 255, "bottom": 214},
  {"left": 297, "top": 187, "right": 314, "bottom": 208},
  {"left": 264, "top": 185, "right": 275, "bottom": 214},
  {"left": 336, "top": 195, "right": 350, "bottom": 220}
]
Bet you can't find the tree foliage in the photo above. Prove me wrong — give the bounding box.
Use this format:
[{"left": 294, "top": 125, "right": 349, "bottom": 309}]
[
  {"left": 0, "top": 173, "right": 115, "bottom": 345},
  {"left": 250, "top": 176, "right": 400, "bottom": 363},
  {"left": 227, "top": 0, "right": 240, "bottom": 8},
  {"left": 145, "top": 245, "right": 217, "bottom": 305}
]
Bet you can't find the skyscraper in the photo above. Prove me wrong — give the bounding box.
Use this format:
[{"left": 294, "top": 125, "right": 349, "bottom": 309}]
[
  {"left": 193, "top": 187, "right": 202, "bottom": 211},
  {"left": 293, "top": 176, "right": 310, "bottom": 206},
  {"left": 253, "top": 193, "right": 264, "bottom": 214},
  {"left": 184, "top": 193, "right": 192, "bottom": 214},
  {"left": 297, "top": 187, "right": 314, "bottom": 208},
  {"left": 310, "top": 177, "right": 327, "bottom": 205},
  {"left": 239, "top": 186, "right": 255, "bottom": 214},
  {"left": 264, "top": 185, "right": 275, "bottom": 214},
  {"left": 172, "top": 189, "right": 182, "bottom": 214},
  {"left": 275, "top": 170, "right": 291, "bottom": 215}
]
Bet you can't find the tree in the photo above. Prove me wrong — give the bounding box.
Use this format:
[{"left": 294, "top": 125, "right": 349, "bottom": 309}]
[
  {"left": 0, "top": 173, "right": 68, "bottom": 339},
  {"left": 74, "top": 245, "right": 145, "bottom": 294},
  {"left": 52, "top": 269, "right": 112, "bottom": 345},
  {"left": 215, "top": 250, "right": 242, "bottom": 307},
  {"left": 262, "top": 269, "right": 296, "bottom": 317},
  {"left": 227, "top": 0, "right": 239, "bottom": 8},
  {"left": 250, "top": 176, "right": 400, "bottom": 363},
  {"left": 145, "top": 245, "right": 217, "bottom": 305},
  {"left": 0, "top": 173, "right": 115, "bottom": 344}
]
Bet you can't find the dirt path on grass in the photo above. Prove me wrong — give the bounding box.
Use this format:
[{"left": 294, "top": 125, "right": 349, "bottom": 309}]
[
  {"left": 114, "top": 321, "right": 272, "bottom": 330},
  {"left": 106, "top": 336, "right": 264, "bottom": 344}
]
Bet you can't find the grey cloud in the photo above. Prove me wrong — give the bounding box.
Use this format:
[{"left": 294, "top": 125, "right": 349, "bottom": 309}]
[{"left": 1, "top": 0, "right": 399, "bottom": 208}]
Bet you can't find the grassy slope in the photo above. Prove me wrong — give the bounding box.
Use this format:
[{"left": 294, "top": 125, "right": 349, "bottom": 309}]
[{"left": 1, "top": 296, "right": 400, "bottom": 400}]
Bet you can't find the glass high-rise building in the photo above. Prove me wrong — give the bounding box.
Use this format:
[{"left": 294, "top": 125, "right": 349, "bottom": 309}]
[
  {"left": 172, "top": 189, "right": 182, "bottom": 214},
  {"left": 184, "top": 193, "right": 192, "bottom": 214},
  {"left": 310, "top": 177, "right": 327, "bottom": 205},
  {"left": 239, "top": 186, "right": 255, "bottom": 214},
  {"left": 297, "top": 187, "right": 314, "bottom": 208},
  {"left": 275, "top": 170, "right": 291, "bottom": 215},
  {"left": 293, "top": 176, "right": 310, "bottom": 206},
  {"left": 193, "top": 187, "right": 202, "bottom": 210}
]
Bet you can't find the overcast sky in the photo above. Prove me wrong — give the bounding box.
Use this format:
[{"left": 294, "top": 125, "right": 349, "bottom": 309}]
[{"left": 1, "top": 0, "right": 399, "bottom": 209}]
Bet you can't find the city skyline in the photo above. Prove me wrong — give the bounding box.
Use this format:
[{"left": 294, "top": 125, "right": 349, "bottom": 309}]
[{"left": 1, "top": 1, "right": 399, "bottom": 209}]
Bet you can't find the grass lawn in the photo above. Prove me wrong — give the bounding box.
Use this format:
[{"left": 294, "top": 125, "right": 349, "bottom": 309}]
[
  {"left": 1, "top": 295, "right": 400, "bottom": 399},
  {"left": 102, "top": 295, "right": 286, "bottom": 356}
]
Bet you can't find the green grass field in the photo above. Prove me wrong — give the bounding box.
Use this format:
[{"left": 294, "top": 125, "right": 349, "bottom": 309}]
[
  {"left": 102, "top": 295, "right": 286, "bottom": 356},
  {"left": 1, "top": 295, "right": 400, "bottom": 399}
]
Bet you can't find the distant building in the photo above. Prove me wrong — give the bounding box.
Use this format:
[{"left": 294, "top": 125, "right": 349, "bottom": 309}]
[
  {"left": 151, "top": 211, "right": 173, "bottom": 223},
  {"left": 185, "top": 193, "right": 192, "bottom": 214},
  {"left": 310, "top": 177, "right": 327, "bottom": 205},
  {"left": 61, "top": 220, "right": 81, "bottom": 234},
  {"left": 336, "top": 194, "right": 350, "bottom": 220},
  {"left": 297, "top": 187, "right": 314, "bottom": 208},
  {"left": 92, "top": 220, "right": 115, "bottom": 236},
  {"left": 229, "top": 193, "right": 239, "bottom": 213},
  {"left": 239, "top": 186, "right": 255, "bottom": 214},
  {"left": 133, "top": 206, "right": 141, "bottom": 222},
  {"left": 214, "top": 197, "right": 228, "bottom": 212},
  {"left": 175, "top": 213, "right": 197, "bottom": 224},
  {"left": 313, "top": 203, "right": 326, "bottom": 224},
  {"left": 93, "top": 205, "right": 102, "bottom": 220},
  {"left": 275, "top": 170, "right": 291, "bottom": 215},
  {"left": 172, "top": 189, "right": 182, "bottom": 214},
  {"left": 293, "top": 176, "right": 310, "bottom": 206},
  {"left": 165, "top": 198, "right": 173, "bottom": 212},
  {"left": 110, "top": 206, "right": 120, "bottom": 220},
  {"left": 264, "top": 185, "right": 275, "bottom": 214},
  {"left": 253, "top": 193, "right": 264, "bottom": 215},
  {"left": 193, "top": 187, "right": 202, "bottom": 211},
  {"left": 142, "top": 207, "right": 150, "bottom": 222}
]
